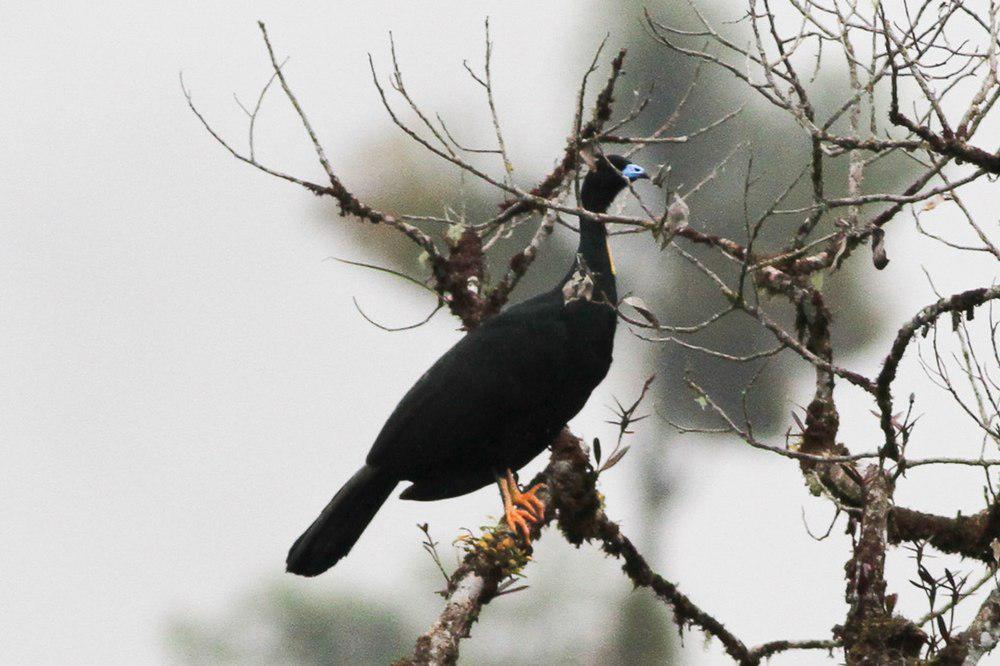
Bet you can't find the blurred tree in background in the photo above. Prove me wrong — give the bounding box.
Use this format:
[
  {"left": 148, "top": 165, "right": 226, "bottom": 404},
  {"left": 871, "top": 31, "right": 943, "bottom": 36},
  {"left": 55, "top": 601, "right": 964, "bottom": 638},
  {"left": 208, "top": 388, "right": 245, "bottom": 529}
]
[{"left": 168, "top": 585, "right": 410, "bottom": 665}]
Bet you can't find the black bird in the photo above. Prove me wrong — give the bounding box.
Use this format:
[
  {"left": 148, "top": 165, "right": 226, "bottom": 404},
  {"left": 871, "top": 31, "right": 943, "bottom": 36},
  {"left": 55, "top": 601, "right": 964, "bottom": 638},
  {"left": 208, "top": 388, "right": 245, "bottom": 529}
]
[{"left": 287, "top": 153, "right": 649, "bottom": 576}]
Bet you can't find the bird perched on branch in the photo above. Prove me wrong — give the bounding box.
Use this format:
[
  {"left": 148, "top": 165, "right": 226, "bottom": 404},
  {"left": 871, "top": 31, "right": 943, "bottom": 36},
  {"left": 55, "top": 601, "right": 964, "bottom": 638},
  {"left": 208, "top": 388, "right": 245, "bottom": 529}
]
[{"left": 287, "top": 152, "right": 648, "bottom": 576}]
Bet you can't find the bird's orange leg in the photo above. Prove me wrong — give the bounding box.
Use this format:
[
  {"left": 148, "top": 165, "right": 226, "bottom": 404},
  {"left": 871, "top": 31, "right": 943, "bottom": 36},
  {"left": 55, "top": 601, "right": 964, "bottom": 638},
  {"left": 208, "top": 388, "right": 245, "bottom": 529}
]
[
  {"left": 498, "top": 469, "right": 547, "bottom": 542},
  {"left": 506, "top": 469, "right": 546, "bottom": 520}
]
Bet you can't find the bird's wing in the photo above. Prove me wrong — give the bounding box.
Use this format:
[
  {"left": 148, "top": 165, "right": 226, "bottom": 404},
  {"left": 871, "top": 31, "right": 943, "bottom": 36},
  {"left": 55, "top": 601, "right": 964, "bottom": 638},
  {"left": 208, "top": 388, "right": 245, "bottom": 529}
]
[{"left": 365, "top": 292, "right": 569, "bottom": 473}]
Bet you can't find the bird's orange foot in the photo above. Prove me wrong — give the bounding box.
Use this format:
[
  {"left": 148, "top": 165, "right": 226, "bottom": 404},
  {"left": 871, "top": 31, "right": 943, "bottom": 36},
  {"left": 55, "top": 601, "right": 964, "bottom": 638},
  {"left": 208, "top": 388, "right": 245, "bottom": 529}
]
[{"left": 499, "top": 470, "right": 547, "bottom": 543}]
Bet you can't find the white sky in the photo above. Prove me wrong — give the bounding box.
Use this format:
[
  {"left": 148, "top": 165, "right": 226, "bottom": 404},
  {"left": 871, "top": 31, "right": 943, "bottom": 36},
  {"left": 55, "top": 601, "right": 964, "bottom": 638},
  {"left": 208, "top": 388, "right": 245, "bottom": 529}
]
[{"left": 3, "top": 2, "right": 1000, "bottom": 665}]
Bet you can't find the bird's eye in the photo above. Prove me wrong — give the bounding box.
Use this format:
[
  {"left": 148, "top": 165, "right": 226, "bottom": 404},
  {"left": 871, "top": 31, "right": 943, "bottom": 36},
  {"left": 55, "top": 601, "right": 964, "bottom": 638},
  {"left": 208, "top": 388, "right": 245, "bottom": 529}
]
[{"left": 621, "top": 164, "right": 647, "bottom": 181}]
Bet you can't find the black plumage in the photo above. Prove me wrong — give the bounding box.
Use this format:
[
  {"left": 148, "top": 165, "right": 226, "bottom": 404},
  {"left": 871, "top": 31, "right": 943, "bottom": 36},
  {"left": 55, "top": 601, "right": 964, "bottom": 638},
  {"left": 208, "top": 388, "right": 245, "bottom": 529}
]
[{"left": 287, "top": 154, "right": 648, "bottom": 576}]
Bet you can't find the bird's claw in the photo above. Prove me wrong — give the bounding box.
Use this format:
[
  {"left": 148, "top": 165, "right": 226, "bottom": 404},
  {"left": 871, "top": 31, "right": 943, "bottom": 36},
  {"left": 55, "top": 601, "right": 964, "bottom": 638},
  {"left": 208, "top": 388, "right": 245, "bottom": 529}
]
[
  {"left": 500, "top": 470, "right": 546, "bottom": 543},
  {"left": 512, "top": 482, "right": 546, "bottom": 522},
  {"left": 505, "top": 505, "right": 535, "bottom": 542}
]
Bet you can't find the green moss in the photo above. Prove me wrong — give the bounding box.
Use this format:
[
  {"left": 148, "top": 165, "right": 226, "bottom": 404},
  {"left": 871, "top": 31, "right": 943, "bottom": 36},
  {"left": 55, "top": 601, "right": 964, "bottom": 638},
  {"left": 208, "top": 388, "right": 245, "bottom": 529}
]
[{"left": 459, "top": 521, "right": 532, "bottom": 578}]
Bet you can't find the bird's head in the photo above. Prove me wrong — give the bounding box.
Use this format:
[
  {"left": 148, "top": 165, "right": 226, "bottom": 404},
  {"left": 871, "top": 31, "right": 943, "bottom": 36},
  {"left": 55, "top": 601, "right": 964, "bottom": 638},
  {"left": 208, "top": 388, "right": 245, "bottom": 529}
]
[
  {"left": 606, "top": 154, "right": 649, "bottom": 182},
  {"left": 580, "top": 151, "right": 648, "bottom": 213}
]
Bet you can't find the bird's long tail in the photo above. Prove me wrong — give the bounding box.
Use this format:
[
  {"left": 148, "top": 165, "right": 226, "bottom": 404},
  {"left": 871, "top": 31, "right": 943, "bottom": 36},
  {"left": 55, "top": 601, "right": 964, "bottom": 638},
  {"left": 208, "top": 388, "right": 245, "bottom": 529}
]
[{"left": 286, "top": 465, "right": 396, "bottom": 577}]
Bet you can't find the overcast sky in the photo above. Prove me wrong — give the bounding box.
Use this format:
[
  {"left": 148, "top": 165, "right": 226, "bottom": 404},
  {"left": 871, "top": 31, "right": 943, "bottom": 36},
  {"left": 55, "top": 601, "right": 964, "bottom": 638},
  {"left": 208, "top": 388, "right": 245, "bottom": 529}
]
[{"left": 3, "top": 2, "right": 1000, "bottom": 664}]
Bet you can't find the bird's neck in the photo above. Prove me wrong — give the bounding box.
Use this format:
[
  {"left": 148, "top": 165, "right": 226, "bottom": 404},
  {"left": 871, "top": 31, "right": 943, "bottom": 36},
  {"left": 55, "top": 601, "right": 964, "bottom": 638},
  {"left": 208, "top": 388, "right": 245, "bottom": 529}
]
[{"left": 569, "top": 216, "right": 617, "bottom": 302}]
